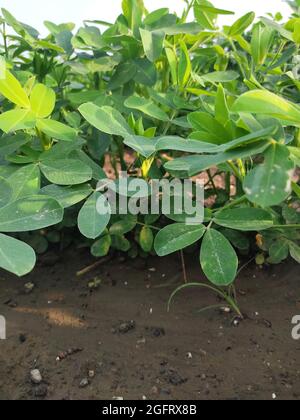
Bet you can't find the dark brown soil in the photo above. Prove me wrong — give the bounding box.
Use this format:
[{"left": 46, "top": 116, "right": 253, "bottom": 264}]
[{"left": 0, "top": 249, "right": 299, "bottom": 400}]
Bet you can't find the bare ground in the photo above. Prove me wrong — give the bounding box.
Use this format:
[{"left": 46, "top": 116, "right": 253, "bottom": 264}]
[{"left": 0, "top": 249, "right": 299, "bottom": 400}]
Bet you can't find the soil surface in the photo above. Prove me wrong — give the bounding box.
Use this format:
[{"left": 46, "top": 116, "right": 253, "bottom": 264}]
[{"left": 0, "top": 249, "right": 299, "bottom": 400}]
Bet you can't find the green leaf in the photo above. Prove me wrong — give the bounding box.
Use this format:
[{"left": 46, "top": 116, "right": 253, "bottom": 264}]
[
  {"left": 215, "top": 84, "right": 230, "bottom": 126},
  {"left": 67, "top": 90, "right": 103, "bottom": 106},
  {"left": 260, "top": 17, "right": 294, "bottom": 41},
  {"left": 124, "top": 96, "right": 169, "bottom": 122},
  {"left": 188, "top": 112, "right": 231, "bottom": 143},
  {"left": 199, "top": 5, "right": 234, "bottom": 15},
  {"left": 228, "top": 12, "right": 255, "bottom": 37},
  {"left": 91, "top": 234, "right": 112, "bottom": 257},
  {"left": 221, "top": 229, "right": 250, "bottom": 251},
  {"left": 178, "top": 41, "right": 191, "bottom": 88},
  {"left": 0, "top": 177, "right": 12, "bottom": 208},
  {"left": 243, "top": 143, "right": 294, "bottom": 207},
  {"left": 124, "top": 135, "right": 159, "bottom": 158},
  {"left": 75, "top": 150, "right": 106, "bottom": 181},
  {"left": 161, "top": 23, "right": 202, "bottom": 35},
  {"left": 251, "top": 23, "right": 274, "bottom": 66},
  {"left": 40, "top": 159, "right": 92, "bottom": 185},
  {"left": 289, "top": 242, "right": 300, "bottom": 264},
  {"left": 268, "top": 240, "right": 289, "bottom": 264},
  {"left": 30, "top": 83, "right": 56, "bottom": 118},
  {"left": 165, "top": 47, "right": 178, "bottom": 86},
  {"left": 134, "top": 58, "right": 157, "bottom": 86},
  {"left": 0, "top": 68, "right": 30, "bottom": 108},
  {"left": 140, "top": 28, "right": 165, "bottom": 62},
  {"left": 214, "top": 208, "right": 274, "bottom": 231},
  {"left": 110, "top": 216, "right": 137, "bottom": 236},
  {"left": 111, "top": 235, "right": 131, "bottom": 252},
  {"left": 108, "top": 61, "right": 137, "bottom": 91},
  {"left": 78, "top": 192, "right": 111, "bottom": 239},
  {"left": 79, "top": 103, "right": 132, "bottom": 137},
  {"left": 164, "top": 142, "right": 269, "bottom": 177},
  {"left": 232, "top": 90, "right": 300, "bottom": 125},
  {"left": 139, "top": 226, "right": 154, "bottom": 252},
  {"left": 0, "top": 109, "right": 36, "bottom": 133},
  {"left": 36, "top": 119, "right": 77, "bottom": 142},
  {"left": 201, "top": 71, "right": 239, "bottom": 84},
  {"left": 200, "top": 229, "right": 238, "bottom": 286},
  {"left": 0, "top": 234, "right": 36, "bottom": 276},
  {"left": 194, "top": 0, "right": 218, "bottom": 30},
  {"left": 122, "top": 0, "right": 145, "bottom": 37},
  {"left": 0, "top": 133, "right": 30, "bottom": 156},
  {"left": 40, "top": 184, "right": 93, "bottom": 208},
  {"left": 292, "top": 182, "right": 300, "bottom": 199},
  {"left": 144, "top": 8, "right": 169, "bottom": 25},
  {"left": 157, "top": 136, "right": 218, "bottom": 153},
  {"left": 154, "top": 223, "right": 206, "bottom": 257},
  {"left": 0, "top": 195, "right": 63, "bottom": 232},
  {"left": 7, "top": 164, "right": 40, "bottom": 201}
]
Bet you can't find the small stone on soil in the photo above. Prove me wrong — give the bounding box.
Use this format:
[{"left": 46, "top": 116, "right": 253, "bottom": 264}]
[
  {"left": 79, "top": 378, "right": 89, "bottom": 388},
  {"left": 113, "top": 321, "right": 136, "bottom": 334},
  {"left": 30, "top": 369, "right": 42, "bottom": 384}
]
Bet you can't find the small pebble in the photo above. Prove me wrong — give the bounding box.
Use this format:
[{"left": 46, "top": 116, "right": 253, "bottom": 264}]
[
  {"left": 30, "top": 369, "right": 42, "bottom": 385},
  {"left": 79, "top": 378, "right": 89, "bottom": 388}
]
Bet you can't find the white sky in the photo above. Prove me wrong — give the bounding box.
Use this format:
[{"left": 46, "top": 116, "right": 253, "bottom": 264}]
[{"left": 0, "top": 0, "right": 292, "bottom": 35}]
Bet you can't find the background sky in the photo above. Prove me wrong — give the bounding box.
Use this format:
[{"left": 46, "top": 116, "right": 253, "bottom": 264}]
[{"left": 0, "top": 0, "right": 292, "bottom": 35}]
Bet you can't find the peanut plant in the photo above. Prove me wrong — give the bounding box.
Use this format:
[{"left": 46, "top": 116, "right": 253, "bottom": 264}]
[{"left": 0, "top": 0, "right": 299, "bottom": 298}]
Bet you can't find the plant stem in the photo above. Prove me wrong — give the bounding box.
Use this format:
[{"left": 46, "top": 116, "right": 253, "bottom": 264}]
[
  {"left": 207, "top": 169, "right": 218, "bottom": 195},
  {"left": 136, "top": 222, "right": 160, "bottom": 231},
  {"left": 180, "top": 250, "right": 188, "bottom": 284},
  {"left": 272, "top": 224, "right": 300, "bottom": 229},
  {"left": 229, "top": 38, "right": 247, "bottom": 80},
  {"left": 2, "top": 23, "right": 8, "bottom": 58},
  {"left": 227, "top": 161, "right": 243, "bottom": 182}
]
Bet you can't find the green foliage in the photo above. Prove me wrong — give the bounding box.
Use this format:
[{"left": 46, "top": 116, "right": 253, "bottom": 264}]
[{"left": 0, "top": 0, "right": 299, "bottom": 294}]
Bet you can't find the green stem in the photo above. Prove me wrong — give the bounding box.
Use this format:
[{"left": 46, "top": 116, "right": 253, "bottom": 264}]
[
  {"left": 207, "top": 169, "right": 218, "bottom": 195},
  {"left": 272, "top": 224, "right": 300, "bottom": 229},
  {"left": 227, "top": 161, "right": 243, "bottom": 182},
  {"left": 213, "top": 195, "right": 247, "bottom": 213},
  {"left": 2, "top": 23, "right": 8, "bottom": 58},
  {"left": 229, "top": 38, "right": 247, "bottom": 80},
  {"left": 136, "top": 222, "right": 160, "bottom": 232}
]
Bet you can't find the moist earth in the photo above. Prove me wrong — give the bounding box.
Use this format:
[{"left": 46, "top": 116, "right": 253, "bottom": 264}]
[{"left": 0, "top": 249, "right": 299, "bottom": 400}]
